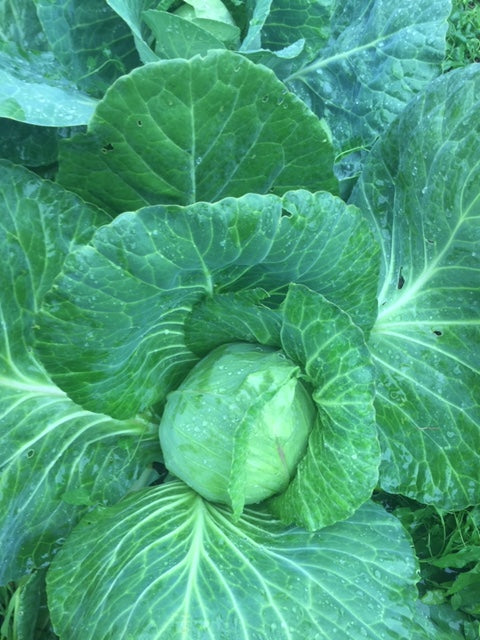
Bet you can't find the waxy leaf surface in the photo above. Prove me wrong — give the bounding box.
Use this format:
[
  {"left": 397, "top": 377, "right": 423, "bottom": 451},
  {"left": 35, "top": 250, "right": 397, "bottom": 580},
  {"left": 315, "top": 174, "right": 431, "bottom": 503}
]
[
  {"left": 47, "top": 481, "right": 429, "bottom": 640},
  {"left": 36, "top": 191, "right": 379, "bottom": 419},
  {"left": 57, "top": 49, "right": 336, "bottom": 213},
  {"left": 351, "top": 65, "right": 480, "bottom": 509},
  {"left": 0, "top": 162, "right": 158, "bottom": 583}
]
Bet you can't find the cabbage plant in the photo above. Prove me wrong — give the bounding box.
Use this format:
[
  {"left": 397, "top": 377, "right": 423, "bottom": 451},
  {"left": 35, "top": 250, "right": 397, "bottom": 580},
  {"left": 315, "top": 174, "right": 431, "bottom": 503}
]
[{"left": 1, "top": 1, "right": 479, "bottom": 639}]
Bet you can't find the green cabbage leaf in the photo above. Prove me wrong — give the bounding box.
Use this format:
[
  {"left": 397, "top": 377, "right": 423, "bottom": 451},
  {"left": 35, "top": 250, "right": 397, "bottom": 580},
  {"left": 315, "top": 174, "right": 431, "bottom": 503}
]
[
  {"left": 0, "top": 161, "right": 159, "bottom": 584},
  {"left": 350, "top": 65, "right": 480, "bottom": 510},
  {"left": 47, "top": 481, "right": 427, "bottom": 640}
]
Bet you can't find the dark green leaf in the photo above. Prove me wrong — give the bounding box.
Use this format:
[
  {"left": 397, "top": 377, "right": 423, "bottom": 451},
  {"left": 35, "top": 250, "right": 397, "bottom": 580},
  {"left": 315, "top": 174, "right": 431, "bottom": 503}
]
[
  {"left": 35, "top": 0, "right": 141, "bottom": 97},
  {"left": 57, "top": 49, "right": 336, "bottom": 213},
  {"left": 350, "top": 64, "right": 480, "bottom": 510},
  {"left": 35, "top": 194, "right": 282, "bottom": 418},
  {"left": 260, "top": 0, "right": 332, "bottom": 58},
  {"left": 225, "top": 189, "right": 380, "bottom": 332},
  {"left": 446, "top": 565, "right": 480, "bottom": 615},
  {"left": 0, "top": 569, "right": 54, "bottom": 640},
  {"left": 0, "top": 119, "right": 59, "bottom": 166},
  {"left": 0, "top": 161, "right": 159, "bottom": 583},
  {"left": 185, "top": 289, "right": 282, "bottom": 355},
  {"left": 0, "top": 0, "right": 47, "bottom": 51},
  {"left": 0, "top": 388, "right": 157, "bottom": 583},
  {"left": 284, "top": 0, "right": 451, "bottom": 154},
  {"left": 0, "top": 160, "right": 108, "bottom": 372},
  {"left": 35, "top": 189, "right": 378, "bottom": 419},
  {"left": 269, "top": 284, "right": 379, "bottom": 529}
]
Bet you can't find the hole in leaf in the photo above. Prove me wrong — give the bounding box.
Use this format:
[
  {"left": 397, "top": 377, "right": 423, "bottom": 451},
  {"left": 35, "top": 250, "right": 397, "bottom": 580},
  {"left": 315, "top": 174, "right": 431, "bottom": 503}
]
[
  {"left": 137, "top": 119, "right": 143, "bottom": 126},
  {"left": 397, "top": 268, "right": 405, "bottom": 289},
  {"left": 433, "top": 330, "right": 443, "bottom": 336},
  {"left": 27, "top": 449, "right": 35, "bottom": 458},
  {"left": 101, "top": 142, "right": 114, "bottom": 153}
]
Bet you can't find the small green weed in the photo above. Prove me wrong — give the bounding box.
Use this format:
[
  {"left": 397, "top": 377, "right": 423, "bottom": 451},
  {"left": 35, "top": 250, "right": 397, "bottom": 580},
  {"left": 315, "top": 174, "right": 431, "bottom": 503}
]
[{"left": 444, "top": 0, "right": 480, "bottom": 70}]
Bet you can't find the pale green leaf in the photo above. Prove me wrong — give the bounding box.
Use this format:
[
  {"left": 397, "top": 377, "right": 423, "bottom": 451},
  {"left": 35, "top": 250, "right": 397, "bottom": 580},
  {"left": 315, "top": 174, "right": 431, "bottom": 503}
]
[
  {"left": 179, "top": 0, "right": 235, "bottom": 24},
  {"left": 239, "top": 0, "right": 272, "bottom": 51},
  {"left": 47, "top": 481, "right": 428, "bottom": 640},
  {"left": 106, "top": 0, "right": 161, "bottom": 63}
]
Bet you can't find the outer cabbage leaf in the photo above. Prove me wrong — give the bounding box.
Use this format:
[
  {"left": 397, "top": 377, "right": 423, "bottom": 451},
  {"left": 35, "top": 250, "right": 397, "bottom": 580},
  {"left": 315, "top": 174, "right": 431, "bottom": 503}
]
[
  {"left": 35, "top": 190, "right": 379, "bottom": 419},
  {"left": 56, "top": 49, "right": 336, "bottom": 213},
  {"left": 0, "top": 119, "right": 59, "bottom": 167},
  {"left": 35, "top": 193, "right": 280, "bottom": 418},
  {"left": 143, "top": 9, "right": 226, "bottom": 58},
  {"left": 35, "top": 0, "right": 140, "bottom": 97},
  {"left": 0, "top": 44, "right": 97, "bottom": 126},
  {"left": 47, "top": 480, "right": 431, "bottom": 640},
  {"left": 350, "top": 65, "right": 480, "bottom": 509},
  {"left": 238, "top": 0, "right": 273, "bottom": 52},
  {"left": 0, "top": 385, "right": 157, "bottom": 584},
  {"left": 106, "top": 0, "right": 160, "bottom": 63},
  {"left": 259, "top": 0, "right": 332, "bottom": 58},
  {"left": 225, "top": 189, "right": 380, "bottom": 331},
  {"left": 269, "top": 284, "right": 379, "bottom": 529},
  {"left": 0, "top": 161, "right": 159, "bottom": 583},
  {"left": 284, "top": 0, "right": 451, "bottom": 155},
  {"left": 0, "top": 161, "right": 109, "bottom": 373},
  {"left": 0, "top": 0, "right": 47, "bottom": 51}
]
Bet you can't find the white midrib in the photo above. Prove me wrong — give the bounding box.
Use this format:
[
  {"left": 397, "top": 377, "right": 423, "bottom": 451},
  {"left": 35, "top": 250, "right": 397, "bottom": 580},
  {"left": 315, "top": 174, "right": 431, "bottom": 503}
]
[
  {"left": 189, "top": 79, "right": 196, "bottom": 204},
  {"left": 180, "top": 498, "right": 206, "bottom": 640},
  {"left": 286, "top": 35, "right": 389, "bottom": 82},
  {"left": 0, "top": 374, "right": 63, "bottom": 395}
]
